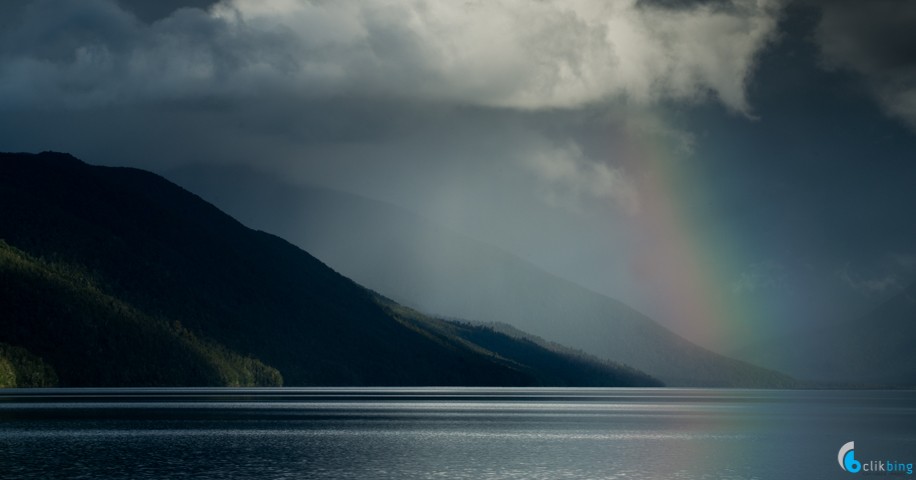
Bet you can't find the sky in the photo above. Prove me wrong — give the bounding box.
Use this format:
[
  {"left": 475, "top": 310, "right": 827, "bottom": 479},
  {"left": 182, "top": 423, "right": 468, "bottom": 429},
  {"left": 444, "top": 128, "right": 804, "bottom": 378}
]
[{"left": 1, "top": 0, "right": 914, "bottom": 352}]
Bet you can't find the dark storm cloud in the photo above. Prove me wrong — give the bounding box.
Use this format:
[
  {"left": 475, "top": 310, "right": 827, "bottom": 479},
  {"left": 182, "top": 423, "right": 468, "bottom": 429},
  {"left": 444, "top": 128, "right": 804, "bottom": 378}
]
[
  {"left": 636, "top": 0, "right": 738, "bottom": 11},
  {"left": 1, "top": 1, "right": 139, "bottom": 61},
  {"left": 116, "top": 0, "right": 219, "bottom": 23},
  {"left": 0, "top": 0, "right": 783, "bottom": 112},
  {"left": 811, "top": 0, "right": 916, "bottom": 129},
  {"left": 0, "top": 0, "right": 785, "bottom": 220}
]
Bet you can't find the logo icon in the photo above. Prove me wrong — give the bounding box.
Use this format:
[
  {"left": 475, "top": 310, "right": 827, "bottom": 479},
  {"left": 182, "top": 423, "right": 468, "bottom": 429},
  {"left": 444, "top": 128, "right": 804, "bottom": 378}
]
[{"left": 839, "top": 441, "right": 862, "bottom": 473}]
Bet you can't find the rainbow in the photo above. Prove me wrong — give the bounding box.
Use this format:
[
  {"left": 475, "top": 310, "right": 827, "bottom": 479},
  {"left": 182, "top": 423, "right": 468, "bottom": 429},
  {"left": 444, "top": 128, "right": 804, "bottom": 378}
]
[{"left": 616, "top": 115, "right": 763, "bottom": 353}]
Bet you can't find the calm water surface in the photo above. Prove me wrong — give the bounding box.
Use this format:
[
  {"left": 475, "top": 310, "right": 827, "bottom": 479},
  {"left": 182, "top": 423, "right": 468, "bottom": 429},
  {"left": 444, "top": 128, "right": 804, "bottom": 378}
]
[{"left": 1, "top": 388, "right": 914, "bottom": 479}]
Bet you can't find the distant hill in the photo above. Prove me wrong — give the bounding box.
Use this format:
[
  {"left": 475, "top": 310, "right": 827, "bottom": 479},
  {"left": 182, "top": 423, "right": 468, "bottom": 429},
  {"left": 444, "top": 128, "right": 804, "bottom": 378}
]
[
  {"left": 381, "top": 300, "right": 661, "bottom": 388},
  {"left": 170, "top": 165, "right": 796, "bottom": 387},
  {"left": 0, "top": 151, "right": 659, "bottom": 387}
]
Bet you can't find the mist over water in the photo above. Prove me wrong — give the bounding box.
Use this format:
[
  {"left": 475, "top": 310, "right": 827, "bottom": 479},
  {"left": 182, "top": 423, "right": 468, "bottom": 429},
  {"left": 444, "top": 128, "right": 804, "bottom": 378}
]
[{"left": 2, "top": 388, "right": 914, "bottom": 479}]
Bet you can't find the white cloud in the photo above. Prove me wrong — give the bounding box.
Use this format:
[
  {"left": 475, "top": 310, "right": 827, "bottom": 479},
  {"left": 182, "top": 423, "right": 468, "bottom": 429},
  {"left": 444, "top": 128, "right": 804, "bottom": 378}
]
[
  {"left": 0, "top": 0, "right": 783, "bottom": 112},
  {"left": 890, "top": 253, "right": 916, "bottom": 272},
  {"left": 731, "top": 260, "right": 787, "bottom": 294},
  {"left": 859, "top": 275, "right": 902, "bottom": 294},
  {"left": 838, "top": 262, "right": 904, "bottom": 296},
  {"left": 526, "top": 143, "right": 641, "bottom": 216}
]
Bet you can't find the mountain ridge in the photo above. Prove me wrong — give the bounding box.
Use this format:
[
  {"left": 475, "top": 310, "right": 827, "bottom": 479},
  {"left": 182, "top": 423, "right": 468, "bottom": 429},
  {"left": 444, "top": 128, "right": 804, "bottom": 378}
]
[{"left": 0, "top": 151, "right": 660, "bottom": 387}]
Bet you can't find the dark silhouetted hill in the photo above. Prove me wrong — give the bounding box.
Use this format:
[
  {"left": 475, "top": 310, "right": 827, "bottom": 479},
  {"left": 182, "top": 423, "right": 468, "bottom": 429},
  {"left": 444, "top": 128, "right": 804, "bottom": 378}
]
[
  {"left": 0, "top": 151, "right": 659, "bottom": 387},
  {"left": 0, "top": 240, "right": 281, "bottom": 387}
]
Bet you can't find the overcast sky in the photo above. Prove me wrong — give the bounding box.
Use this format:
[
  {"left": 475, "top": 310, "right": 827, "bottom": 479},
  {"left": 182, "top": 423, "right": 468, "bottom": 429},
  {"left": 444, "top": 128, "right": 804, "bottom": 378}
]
[{"left": 1, "top": 0, "right": 914, "bottom": 350}]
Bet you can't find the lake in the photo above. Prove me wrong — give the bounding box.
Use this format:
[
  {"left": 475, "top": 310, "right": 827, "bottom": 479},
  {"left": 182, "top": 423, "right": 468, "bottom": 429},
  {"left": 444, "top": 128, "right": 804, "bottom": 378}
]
[{"left": 1, "top": 388, "right": 914, "bottom": 479}]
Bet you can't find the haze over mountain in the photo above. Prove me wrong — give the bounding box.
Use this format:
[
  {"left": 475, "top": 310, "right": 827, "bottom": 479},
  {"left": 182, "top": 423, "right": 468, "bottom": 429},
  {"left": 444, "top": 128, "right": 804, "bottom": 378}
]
[
  {"left": 0, "top": 151, "right": 660, "bottom": 388},
  {"left": 172, "top": 166, "right": 796, "bottom": 387},
  {"left": 739, "top": 280, "right": 916, "bottom": 386}
]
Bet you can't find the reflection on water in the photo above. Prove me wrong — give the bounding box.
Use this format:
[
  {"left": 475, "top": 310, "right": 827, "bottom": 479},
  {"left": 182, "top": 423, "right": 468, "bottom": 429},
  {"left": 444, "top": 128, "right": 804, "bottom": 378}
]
[{"left": 1, "top": 388, "right": 914, "bottom": 479}]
